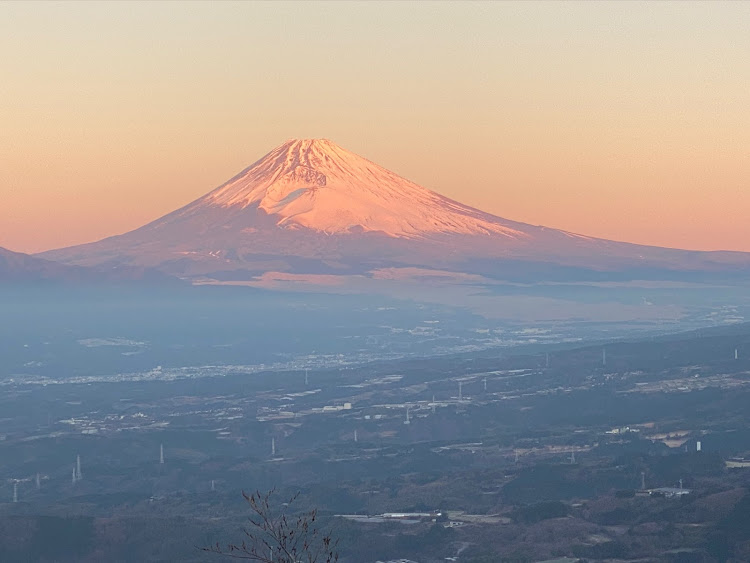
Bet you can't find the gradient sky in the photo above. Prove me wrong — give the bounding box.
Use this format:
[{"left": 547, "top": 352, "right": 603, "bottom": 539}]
[{"left": 1, "top": 1, "right": 748, "bottom": 253}]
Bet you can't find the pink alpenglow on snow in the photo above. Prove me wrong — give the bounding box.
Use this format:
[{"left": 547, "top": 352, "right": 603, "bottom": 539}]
[
  {"left": 192, "top": 139, "right": 527, "bottom": 239},
  {"left": 39, "top": 139, "right": 750, "bottom": 281}
]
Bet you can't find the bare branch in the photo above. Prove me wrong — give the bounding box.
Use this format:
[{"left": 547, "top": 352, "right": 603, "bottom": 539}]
[{"left": 201, "top": 489, "right": 338, "bottom": 563}]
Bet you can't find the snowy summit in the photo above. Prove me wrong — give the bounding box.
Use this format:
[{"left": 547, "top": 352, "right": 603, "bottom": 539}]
[
  {"left": 39, "top": 138, "right": 750, "bottom": 280},
  {"left": 175, "top": 138, "right": 526, "bottom": 239}
]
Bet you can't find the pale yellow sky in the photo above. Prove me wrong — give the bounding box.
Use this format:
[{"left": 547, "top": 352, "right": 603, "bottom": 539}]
[{"left": 1, "top": 1, "right": 748, "bottom": 253}]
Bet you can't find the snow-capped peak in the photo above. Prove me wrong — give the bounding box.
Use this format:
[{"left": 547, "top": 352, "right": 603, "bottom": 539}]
[{"left": 190, "top": 138, "right": 526, "bottom": 239}]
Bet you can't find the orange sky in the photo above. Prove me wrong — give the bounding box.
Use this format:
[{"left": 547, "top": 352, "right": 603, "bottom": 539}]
[{"left": 1, "top": 1, "right": 748, "bottom": 254}]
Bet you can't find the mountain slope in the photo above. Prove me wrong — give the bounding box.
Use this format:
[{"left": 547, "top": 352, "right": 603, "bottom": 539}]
[
  {"left": 0, "top": 246, "right": 81, "bottom": 282},
  {"left": 0, "top": 246, "right": 179, "bottom": 285},
  {"left": 40, "top": 139, "right": 750, "bottom": 281}
]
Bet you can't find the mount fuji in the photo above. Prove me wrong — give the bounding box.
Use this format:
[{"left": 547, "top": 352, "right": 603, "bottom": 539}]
[{"left": 40, "top": 139, "right": 750, "bottom": 285}]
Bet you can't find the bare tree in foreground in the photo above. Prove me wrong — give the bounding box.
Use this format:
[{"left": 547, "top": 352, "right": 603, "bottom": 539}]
[{"left": 202, "top": 489, "right": 339, "bottom": 562}]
